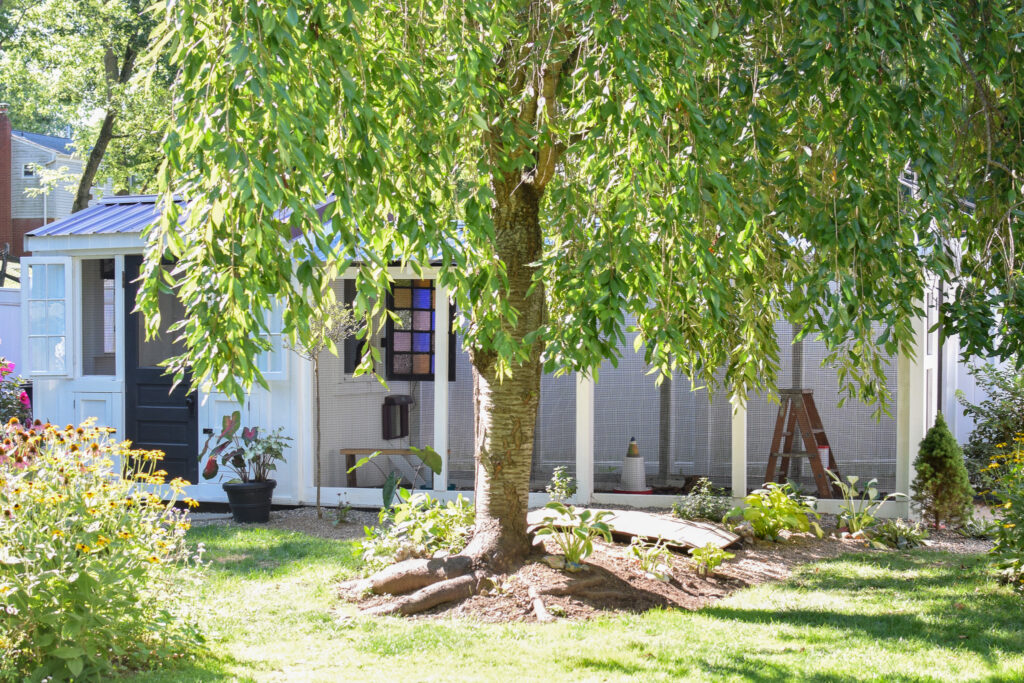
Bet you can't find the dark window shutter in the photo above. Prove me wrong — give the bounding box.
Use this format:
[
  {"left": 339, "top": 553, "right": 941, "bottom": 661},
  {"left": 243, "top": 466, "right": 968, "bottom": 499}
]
[{"left": 343, "top": 280, "right": 362, "bottom": 374}]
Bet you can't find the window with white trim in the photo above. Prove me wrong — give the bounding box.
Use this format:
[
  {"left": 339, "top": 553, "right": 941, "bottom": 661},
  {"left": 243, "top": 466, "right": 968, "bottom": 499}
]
[
  {"left": 255, "top": 301, "right": 286, "bottom": 378},
  {"left": 23, "top": 164, "right": 35, "bottom": 178},
  {"left": 23, "top": 259, "right": 72, "bottom": 375}
]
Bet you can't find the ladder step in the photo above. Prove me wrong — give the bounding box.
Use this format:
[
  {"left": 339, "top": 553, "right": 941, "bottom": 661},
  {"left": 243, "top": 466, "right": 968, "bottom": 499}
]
[
  {"left": 771, "top": 452, "right": 817, "bottom": 459},
  {"left": 781, "top": 429, "right": 824, "bottom": 437}
]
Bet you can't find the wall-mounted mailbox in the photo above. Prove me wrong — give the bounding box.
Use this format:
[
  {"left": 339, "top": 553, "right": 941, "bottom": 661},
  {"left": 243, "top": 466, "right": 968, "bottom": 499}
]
[{"left": 382, "top": 394, "right": 415, "bottom": 440}]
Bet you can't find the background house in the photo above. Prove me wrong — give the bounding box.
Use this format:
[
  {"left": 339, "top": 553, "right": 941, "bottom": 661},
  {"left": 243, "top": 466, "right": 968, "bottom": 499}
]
[{"left": 0, "top": 102, "right": 112, "bottom": 259}]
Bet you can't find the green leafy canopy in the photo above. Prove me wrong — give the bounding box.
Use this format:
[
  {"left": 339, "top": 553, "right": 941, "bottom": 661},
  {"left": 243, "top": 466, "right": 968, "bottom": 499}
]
[{"left": 146, "top": 1, "right": 1022, "bottom": 404}]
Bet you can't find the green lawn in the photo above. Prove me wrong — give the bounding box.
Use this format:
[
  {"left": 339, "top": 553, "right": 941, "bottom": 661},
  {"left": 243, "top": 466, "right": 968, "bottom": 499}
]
[{"left": 125, "top": 525, "right": 1024, "bottom": 682}]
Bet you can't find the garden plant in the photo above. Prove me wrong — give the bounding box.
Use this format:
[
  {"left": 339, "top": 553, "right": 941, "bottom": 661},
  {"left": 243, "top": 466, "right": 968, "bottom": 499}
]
[
  {"left": 828, "top": 471, "right": 906, "bottom": 535},
  {"left": 360, "top": 490, "right": 475, "bottom": 571},
  {"left": 725, "top": 483, "right": 822, "bottom": 541},
  {"left": 957, "top": 361, "right": 1024, "bottom": 487},
  {"left": 985, "top": 437, "right": 1024, "bottom": 589},
  {"left": 628, "top": 536, "right": 673, "bottom": 581},
  {"left": 873, "top": 518, "right": 930, "bottom": 550},
  {"left": 0, "top": 357, "right": 30, "bottom": 424},
  {"left": 672, "top": 477, "right": 732, "bottom": 522},
  {"left": 912, "top": 413, "right": 974, "bottom": 529},
  {"left": 0, "top": 419, "right": 203, "bottom": 680},
  {"left": 688, "top": 543, "right": 735, "bottom": 577},
  {"left": 545, "top": 466, "right": 577, "bottom": 503},
  {"left": 530, "top": 502, "right": 613, "bottom": 571}
]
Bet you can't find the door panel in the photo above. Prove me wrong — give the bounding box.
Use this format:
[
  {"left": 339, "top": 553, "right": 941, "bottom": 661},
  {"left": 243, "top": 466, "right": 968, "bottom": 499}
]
[{"left": 123, "top": 256, "right": 198, "bottom": 483}]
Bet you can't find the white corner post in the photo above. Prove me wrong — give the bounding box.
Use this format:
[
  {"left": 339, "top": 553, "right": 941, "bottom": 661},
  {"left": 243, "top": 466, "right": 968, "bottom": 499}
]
[
  {"left": 896, "top": 308, "right": 932, "bottom": 519},
  {"left": 575, "top": 372, "right": 595, "bottom": 505},
  {"left": 731, "top": 392, "right": 748, "bottom": 501},
  {"left": 432, "top": 283, "right": 450, "bottom": 493}
]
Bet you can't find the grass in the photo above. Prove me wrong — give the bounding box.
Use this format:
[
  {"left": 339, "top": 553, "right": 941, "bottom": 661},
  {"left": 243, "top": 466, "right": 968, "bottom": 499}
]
[{"left": 124, "top": 525, "right": 1024, "bottom": 682}]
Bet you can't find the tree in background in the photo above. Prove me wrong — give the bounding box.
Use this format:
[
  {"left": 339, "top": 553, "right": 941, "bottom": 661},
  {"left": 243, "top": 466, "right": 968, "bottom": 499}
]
[
  {"left": 0, "top": 0, "right": 171, "bottom": 203},
  {"left": 145, "top": 1, "right": 1023, "bottom": 609},
  {"left": 957, "top": 361, "right": 1024, "bottom": 487},
  {"left": 913, "top": 413, "right": 975, "bottom": 529}
]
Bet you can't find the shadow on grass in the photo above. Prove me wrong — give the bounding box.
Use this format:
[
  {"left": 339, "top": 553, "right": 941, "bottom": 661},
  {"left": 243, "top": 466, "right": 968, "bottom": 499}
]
[
  {"left": 701, "top": 551, "right": 1024, "bottom": 661},
  {"left": 187, "top": 524, "right": 361, "bottom": 577}
]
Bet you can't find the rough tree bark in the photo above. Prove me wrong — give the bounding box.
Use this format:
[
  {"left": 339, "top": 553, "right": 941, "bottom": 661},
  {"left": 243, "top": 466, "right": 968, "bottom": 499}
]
[{"left": 463, "top": 180, "right": 545, "bottom": 568}]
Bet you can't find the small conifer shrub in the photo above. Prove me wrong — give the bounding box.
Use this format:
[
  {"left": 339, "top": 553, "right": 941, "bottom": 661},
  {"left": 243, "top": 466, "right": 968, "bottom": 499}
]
[{"left": 912, "top": 413, "right": 974, "bottom": 528}]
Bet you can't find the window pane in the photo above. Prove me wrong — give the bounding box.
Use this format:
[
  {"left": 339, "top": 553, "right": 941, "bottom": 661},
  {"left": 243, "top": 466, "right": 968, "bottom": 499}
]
[
  {"left": 47, "top": 264, "right": 64, "bottom": 299},
  {"left": 46, "top": 301, "right": 65, "bottom": 335},
  {"left": 28, "top": 301, "right": 45, "bottom": 335},
  {"left": 29, "top": 265, "right": 46, "bottom": 299},
  {"left": 49, "top": 337, "right": 66, "bottom": 373},
  {"left": 29, "top": 337, "right": 46, "bottom": 373}
]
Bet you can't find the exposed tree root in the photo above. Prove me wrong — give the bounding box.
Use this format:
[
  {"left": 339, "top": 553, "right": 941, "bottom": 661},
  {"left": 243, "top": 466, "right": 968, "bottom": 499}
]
[
  {"left": 365, "top": 555, "right": 474, "bottom": 595},
  {"left": 363, "top": 572, "right": 483, "bottom": 617},
  {"left": 541, "top": 576, "right": 603, "bottom": 596},
  {"left": 528, "top": 586, "right": 555, "bottom": 623}
]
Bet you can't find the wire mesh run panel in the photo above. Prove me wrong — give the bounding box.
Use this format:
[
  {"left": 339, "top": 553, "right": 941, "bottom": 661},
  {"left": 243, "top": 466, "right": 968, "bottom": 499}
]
[
  {"left": 746, "top": 322, "right": 899, "bottom": 495},
  {"left": 592, "top": 326, "right": 733, "bottom": 492},
  {"left": 447, "top": 335, "right": 577, "bottom": 491}
]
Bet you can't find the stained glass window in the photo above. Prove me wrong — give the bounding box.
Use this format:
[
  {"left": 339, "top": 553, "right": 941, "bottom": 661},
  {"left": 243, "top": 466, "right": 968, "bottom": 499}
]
[{"left": 386, "top": 279, "right": 454, "bottom": 381}]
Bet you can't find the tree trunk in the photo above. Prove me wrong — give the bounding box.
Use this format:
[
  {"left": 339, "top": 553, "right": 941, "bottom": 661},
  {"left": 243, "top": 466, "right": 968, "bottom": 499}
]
[
  {"left": 315, "top": 355, "right": 322, "bottom": 518},
  {"left": 463, "top": 182, "right": 545, "bottom": 568},
  {"left": 72, "top": 110, "right": 117, "bottom": 213}
]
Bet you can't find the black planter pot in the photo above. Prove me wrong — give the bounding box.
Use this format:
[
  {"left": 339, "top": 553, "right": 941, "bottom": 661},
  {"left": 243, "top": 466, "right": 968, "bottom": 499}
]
[{"left": 222, "top": 480, "right": 277, "bottom": 523}]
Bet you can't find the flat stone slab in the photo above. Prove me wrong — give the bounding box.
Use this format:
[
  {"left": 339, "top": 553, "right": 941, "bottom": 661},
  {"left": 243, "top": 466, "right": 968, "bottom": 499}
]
[{"left": 527, "top": 508, "right": 739, "bottom": 550}]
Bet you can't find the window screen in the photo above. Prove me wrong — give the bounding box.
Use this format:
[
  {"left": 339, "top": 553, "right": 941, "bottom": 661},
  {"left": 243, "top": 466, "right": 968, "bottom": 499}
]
[{"left": 82, "top": 259, "right": 116, "bottom": 375}]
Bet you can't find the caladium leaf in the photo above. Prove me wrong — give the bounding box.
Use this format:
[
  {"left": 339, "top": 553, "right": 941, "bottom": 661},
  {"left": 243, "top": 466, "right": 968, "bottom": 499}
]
[
  {"left": 220, "top": 410, "right": 241, "bottom": 440},
  {"left": 202, "top": 457, "right": 219, "bottom": 480}
]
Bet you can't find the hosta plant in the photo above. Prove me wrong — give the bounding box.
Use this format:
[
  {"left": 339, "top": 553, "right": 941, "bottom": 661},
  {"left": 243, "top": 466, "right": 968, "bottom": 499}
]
[
  {"left": 0, "top": 418, "right": 204, "bottom": 681},
  {"left": 688, "top": 543, "right": 735, "bottom": 577},
  {"left": 629, "top": 536, "right": 673, "bottom": 581},
  {"left": 873, "top": 518, "right": 929, "bottom": 550},
  {"left": 725, "top": 483, "right": 822, "bottom": 541},
  {"left": 360, "top": 490, "right": 474, "bottom": 571},
  {"left": 530, "top": 502, "right": 614, "bottom": 571},
  {"left": 828, "top": 471, "right": 907, "bottom": 534}
]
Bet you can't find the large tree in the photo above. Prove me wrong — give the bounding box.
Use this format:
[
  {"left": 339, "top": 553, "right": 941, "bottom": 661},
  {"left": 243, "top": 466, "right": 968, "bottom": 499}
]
[
  {"left": 0, "top": 0, "right": 171, "bottom": 202},
  {"left": 147, "top": 1, "right": 1022, "bottom": 607}
]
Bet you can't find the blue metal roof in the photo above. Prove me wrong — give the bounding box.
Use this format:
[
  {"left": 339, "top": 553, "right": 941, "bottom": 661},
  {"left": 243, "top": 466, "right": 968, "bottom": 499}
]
[
  {"left": 12, "top": 129, "right": 74, "bottom": 155},
  {"left": 27, "top": 195, "right": 170, "bottom": 237}
]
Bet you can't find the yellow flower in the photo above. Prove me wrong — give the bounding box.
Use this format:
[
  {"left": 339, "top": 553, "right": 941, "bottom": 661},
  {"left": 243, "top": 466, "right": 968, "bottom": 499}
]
[
  {"left": 75, "top": 543, "right": 91, "bottom": 553},
  {"left": 146, "top": 555, "right": 161, "bottom": 564},
  {"left": 51, "top": 529, "right": 64, "bottom": 538},
  {"left": 184, "top": 497, "right": 199, "bottom": 509},
  {"left": 117, "top": 530, "right": 132, "bottom": 540}
]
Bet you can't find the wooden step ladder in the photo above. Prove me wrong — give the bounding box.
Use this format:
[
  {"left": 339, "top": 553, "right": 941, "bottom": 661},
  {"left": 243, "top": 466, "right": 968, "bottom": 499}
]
[{"left": 764, "top": 389, "right": 839, "bottom": 498}]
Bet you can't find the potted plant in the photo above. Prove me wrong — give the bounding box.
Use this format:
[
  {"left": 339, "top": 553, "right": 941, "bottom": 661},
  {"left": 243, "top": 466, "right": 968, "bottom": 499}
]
[{"left": 201, "top": 410, "right": 291, "bottom": 523}]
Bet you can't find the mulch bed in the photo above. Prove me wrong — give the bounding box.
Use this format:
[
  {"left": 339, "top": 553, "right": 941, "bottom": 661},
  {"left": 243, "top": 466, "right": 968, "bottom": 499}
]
[{"left": 193, "top": 505, "right": 993, "bottom": 623}]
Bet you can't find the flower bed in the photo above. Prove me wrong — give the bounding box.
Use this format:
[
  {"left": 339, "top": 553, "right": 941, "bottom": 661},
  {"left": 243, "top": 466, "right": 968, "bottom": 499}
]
[{"left": 0, "top": 418, "right": 204, "bottom": 680}]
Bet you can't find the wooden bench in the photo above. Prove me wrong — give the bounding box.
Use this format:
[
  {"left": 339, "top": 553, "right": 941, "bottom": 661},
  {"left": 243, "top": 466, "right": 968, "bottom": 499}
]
[{"left": 339, "top": 448, "right": 422, "bottom": 488}]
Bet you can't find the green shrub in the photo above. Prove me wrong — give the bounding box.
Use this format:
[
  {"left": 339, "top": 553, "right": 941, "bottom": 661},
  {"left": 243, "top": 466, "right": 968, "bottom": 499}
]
[
  {"left": 725, "top": 482, "right": 822, "bottom": 541},
  {"left": 529, "top": 502, "right": 613, "bottom": 570},
  {"left": 987, "top": 438, "right": 1024, "bottom": 588},
  {"left": 0, "top": 357, "right": 30, "bottom": 424},
  {"left": 628, "top": 537, "right": 673, "bottom": 581},
  {"left": 688, "top": 543, "right": 734, "bottom": 576},
  {"left": 360, "top": 490, "right": 474, "bottom": 571},
  {"left": 672, "top": 477, "right": 732, "bottom": 521},
  {"left": 545, "top": 466, "right": 577, "bottom": 503},
  {"left": 0, "top": 419, "right": 204, "bottom": 680},
  {"left": 958, "top": 513, "right": 999, "bottom": 540},
  {"left": 956, "top": 362, "right": 1024, "bottom": 487},
  {"left": 913, "top": 413, "right": 974, "bottom": 528},
  {"left": 873, "top": 518, "right": 929, "bottom": 549},
  {"left": 828, "top": 472, "right": 906, "bottom": 534}
]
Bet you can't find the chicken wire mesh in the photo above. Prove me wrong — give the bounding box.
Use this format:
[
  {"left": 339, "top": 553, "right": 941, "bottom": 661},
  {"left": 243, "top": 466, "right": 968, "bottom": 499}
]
[{"left": 746, "top": 322, "right": 899, "bottom": 495}]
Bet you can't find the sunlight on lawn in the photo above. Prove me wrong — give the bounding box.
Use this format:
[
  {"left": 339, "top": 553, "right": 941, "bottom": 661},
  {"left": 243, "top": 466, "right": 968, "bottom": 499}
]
[{"left": 123, "top": 525, "right": 1024, "bottom": 683}]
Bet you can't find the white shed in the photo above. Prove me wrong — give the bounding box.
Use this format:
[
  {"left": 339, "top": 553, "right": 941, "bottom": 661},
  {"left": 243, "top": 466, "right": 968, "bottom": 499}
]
[{"left": 22, "top": 195, "right": 937, "bottom": 516}]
